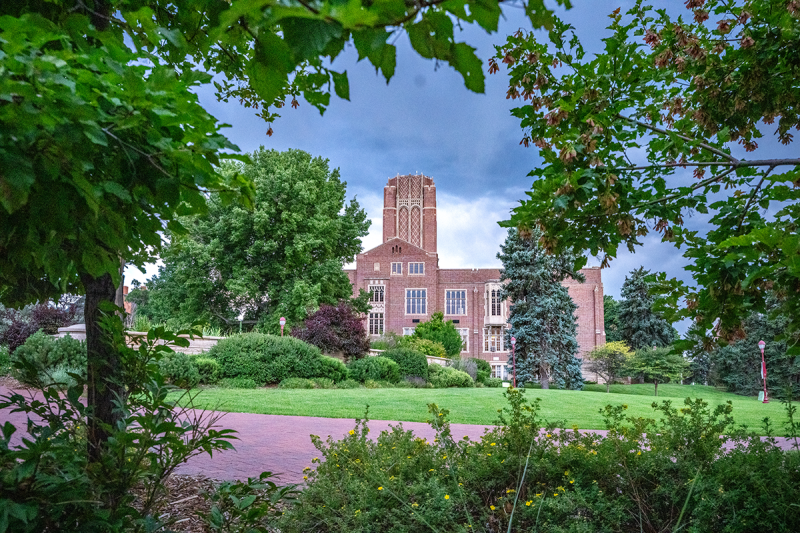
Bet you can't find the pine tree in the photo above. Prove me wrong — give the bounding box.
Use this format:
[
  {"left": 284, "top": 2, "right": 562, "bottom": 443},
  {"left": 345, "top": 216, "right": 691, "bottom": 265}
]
[
  {"left": 618, "top": 268, "right": 675, "bottom": 350},
  {"left": 498, "top": 228, "right": 584, "bottom": 390}
]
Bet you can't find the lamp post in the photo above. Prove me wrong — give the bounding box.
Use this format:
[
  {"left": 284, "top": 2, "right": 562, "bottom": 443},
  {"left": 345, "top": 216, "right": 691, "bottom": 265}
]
[
  {"left": 759, "top": 340, "right": 768, "bottom": 403},
  {"left": 280, "top": 317, "right": 286, "bottom": 337},
  {"left": 510, "top": 336, "right": 517, "bottom": 388}
]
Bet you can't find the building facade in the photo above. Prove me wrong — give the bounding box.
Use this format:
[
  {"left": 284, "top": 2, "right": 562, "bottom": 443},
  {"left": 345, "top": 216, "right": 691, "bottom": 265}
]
[{"left": 345, "top": 174, "right": 605, "bottom": 379}]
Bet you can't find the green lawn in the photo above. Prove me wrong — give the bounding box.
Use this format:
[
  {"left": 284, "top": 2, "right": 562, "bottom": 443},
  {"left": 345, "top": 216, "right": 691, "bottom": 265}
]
[{"left": 175, "top": 383, "right": 796, "bottom": 435}]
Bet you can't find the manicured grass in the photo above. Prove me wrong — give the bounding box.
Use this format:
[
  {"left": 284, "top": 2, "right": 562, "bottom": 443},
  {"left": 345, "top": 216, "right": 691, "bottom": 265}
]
[{"left": 175, "top": 383, "right": 797, "bottom": 435}]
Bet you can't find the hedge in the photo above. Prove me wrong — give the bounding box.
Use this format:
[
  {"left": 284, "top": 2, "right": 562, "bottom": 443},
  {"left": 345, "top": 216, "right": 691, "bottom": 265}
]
[
  {"left": 208, "top": 333, "right": 348, "bottom": 384},
  {"left": 382, "top": 347, "right": 428, "bottom": 380},
  {"left": 348, "top": 357, "right": 400, "bottom": 384}
]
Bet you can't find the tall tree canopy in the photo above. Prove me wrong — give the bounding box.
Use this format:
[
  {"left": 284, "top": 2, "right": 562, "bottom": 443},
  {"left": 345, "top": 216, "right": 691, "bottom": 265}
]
[
  {"left": 139, "top": 149, "right": 369, "bottom": 331},
  {"left": 498, "top": 227, "right": 584, "bottom": 390},
  {"left": 618, "top": 267, "right": 676, "bottom": 350},
  {"left": 0, "top": 0, "right": 568, "bottom": 455},
  {"left": 603, "top": 294, "right": 622, "bottom": 342},
  {"left": 494, "top": 0, "right": 800, "bottom": 352}
]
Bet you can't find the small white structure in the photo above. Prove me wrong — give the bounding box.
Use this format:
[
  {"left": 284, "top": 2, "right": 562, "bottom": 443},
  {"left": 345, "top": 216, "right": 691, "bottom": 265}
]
[{"left": 56, "top": 324, "right": 223, "bottom": 355}]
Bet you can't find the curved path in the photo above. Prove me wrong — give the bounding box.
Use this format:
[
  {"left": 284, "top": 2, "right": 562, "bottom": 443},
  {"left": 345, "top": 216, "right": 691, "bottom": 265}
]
[{"left": 2, "top": 386, "right": 797, "bottom": 484}]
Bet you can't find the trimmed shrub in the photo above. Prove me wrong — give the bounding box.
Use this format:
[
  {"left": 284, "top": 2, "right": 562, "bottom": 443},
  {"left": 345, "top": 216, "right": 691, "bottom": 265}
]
[
  {"left": 448, "top": 358, "right": 478, "bottom": 381},
  {"left": 382, "top": 347, "right": 428, "bottom": 380},
  {"left": 48, "top": 365, "right": 82, "bottom": 390},
  {"left": 194, "top": 357, "right": 221, "bottom": 384},
  {"left": 335, "top": 379, "right": 361, "bottom": 389},
  {"left": 157, "top": 351, "right": 200, "bottom": 389},
  {"left": 347, "top": 357, "right": 401, "bottom": 384},
  {"left": 428, "top": 364, "right": 474, "bottom": 388},
  {"left": 12, "top": 332, "right": 87, "bottom": 385},
  {"left": 471, "top": 358, "right": 491, "bottom": 384},
  {"left": 484, "top": 377, "right": 503, "bottom": 388},
  {"left": 279, "top": 378, "right": 316, "bottom": 389},
  {"left": 208, "top": 333, "right": 348, "bottom": 384},
  {"left": 220, "top": 377, "right": 259, "bottom": 389}
]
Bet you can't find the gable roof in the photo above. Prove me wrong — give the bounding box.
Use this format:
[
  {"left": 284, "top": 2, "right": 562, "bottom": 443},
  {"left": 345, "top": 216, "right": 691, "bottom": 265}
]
[{"left": 359, "top": 237, "right": 434, "bottom": 257}]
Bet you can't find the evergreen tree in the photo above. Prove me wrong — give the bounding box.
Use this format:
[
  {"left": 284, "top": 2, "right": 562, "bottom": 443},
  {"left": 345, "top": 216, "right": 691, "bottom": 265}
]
[
  {"left": 498, "top": 228, "right": 584, "bottom": 390},
  {"left": 603, "top": 295, "right": 623, "bottom": 342},
  {"left": 618, "top": 268, "right": 675, "bottom": 350}
]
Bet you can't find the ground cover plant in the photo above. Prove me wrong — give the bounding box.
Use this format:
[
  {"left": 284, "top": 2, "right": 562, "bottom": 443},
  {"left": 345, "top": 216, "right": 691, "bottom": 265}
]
[
  {"left": 173, "top": 384, "right": 798, "bottom": 434},
  {"left": 281, "top": 388, "right": 800, "bottom": 532}
]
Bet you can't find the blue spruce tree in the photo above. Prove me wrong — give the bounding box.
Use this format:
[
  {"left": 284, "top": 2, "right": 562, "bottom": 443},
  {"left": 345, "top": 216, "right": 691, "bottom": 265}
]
[
  {"left": 618, "top": 267, "right": 676, "bottom": 350},
  {"left": 498, "top": 228, "right": 584, "bottom": 390}
]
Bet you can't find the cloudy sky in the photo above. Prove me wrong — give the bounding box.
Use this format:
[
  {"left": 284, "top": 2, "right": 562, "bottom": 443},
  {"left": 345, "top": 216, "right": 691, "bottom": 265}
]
[{"left": 126, "top": 0, "right": 697, "bottom": 311}]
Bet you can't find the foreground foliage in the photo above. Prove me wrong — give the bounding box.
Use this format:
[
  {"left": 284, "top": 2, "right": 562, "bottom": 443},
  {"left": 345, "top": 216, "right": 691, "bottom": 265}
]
[
  {"left": 494, "top": 0, "right": 800, "bottom": 351},
  {"left": 283, "top": 388, "right": 800, "bottom": 533},
  {"left": 0, "top": 322, "right": 235, "bottom": 532}
]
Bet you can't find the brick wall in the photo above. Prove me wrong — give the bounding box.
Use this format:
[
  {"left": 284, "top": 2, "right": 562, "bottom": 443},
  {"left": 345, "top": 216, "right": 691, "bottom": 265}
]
[{"left": 346, "top": 174, "right": 605, "bottom": 381}]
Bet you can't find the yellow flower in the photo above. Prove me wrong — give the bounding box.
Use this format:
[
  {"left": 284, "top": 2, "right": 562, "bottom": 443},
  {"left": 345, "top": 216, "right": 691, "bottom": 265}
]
[
  {"left": 570, "top": 480, "right": 574, "bottom": 484},
  {"left": 490, "top": 443, "right": 496, "bottom": 446},
  {"left": 490, "top": 505, "right": 496, "bottom": 511},
  {"left": 445, "top": 495, "right": 450, "bottom": 500},
  {"left": 303, "top": 476, "right": 308, "bottom": 480},
  {"left": 355, "top": 510, "right": 361, "bottom": 515},
  {"left": 525, "top": 500, "right": 532, "bottom": 506},
  {"left": 506, "top": 489, "right": 515, "bottom": 494},
  {"left": 536, "top": 493, "right": 542, "bottom": 498},
  {"left": 637, "top": 451, "right": 642, "bottom": 456},
  {"left": 412, "top": 503, "right": 419, "bottom": 508},
  {"left": 378, "top": 487, "right": 383, "bottom": 491},
  {"left": 553, "top": 493, "right": 559, "bottom": 497},
  {"left": 349, "top": 430, "right": 355, "bottom": 435},
  {"left": 546, "top": 434, "right": 552, "bottom": 438},
  {"left": 443, "top": 455, "right": 447, "bottom": 459},
  {"left": 564, "top": 470, "right": 569, "bottom": 476},
  {"left": 487, "top": 453, "right": 491, "bottom": 456},
  {"left": 429, "top": 469, "right": 435, "bottom": 472}
]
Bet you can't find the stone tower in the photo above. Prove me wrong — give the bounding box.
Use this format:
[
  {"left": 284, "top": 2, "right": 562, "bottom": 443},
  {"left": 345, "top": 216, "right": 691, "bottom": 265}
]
[{"left": 382, "top": 174, "right": 437, "bottom": 253}]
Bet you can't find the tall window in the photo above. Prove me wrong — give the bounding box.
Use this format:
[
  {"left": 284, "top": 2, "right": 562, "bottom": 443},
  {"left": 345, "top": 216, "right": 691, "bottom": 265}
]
[
  {"left": 446, "top": 290, "right": 467, "bottom": 315},
  {"left": 408, "top": 262, "right": 425, "bottom": 275},
  {"left": 369, "top": 313, "right": 384, "bottom": 335},
  {"left": 458, "top": 328, "right": 469, "bottom": 353},
  {"left": 369, "top": 285, "right": 384, "bottom": 303},
  {"left": 484, "top": 326, "right": 505, "bottom": 352},
  {"left": 490, "top": 289, "right": 502, "bottom": 316},
  {"left": 391, "top": 262, "right": 402, "bottom": 275},
  {"left": 406, "top": 289, "right": 427, "bottom": 314},
  {"left": 490, "top": 363, "right": 507, "bottom": 379}
]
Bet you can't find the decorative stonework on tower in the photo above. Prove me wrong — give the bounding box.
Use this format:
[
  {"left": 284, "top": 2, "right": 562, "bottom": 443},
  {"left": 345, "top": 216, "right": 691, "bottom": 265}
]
[{"left": 383, "top": 174, "right": 436, "bottom": 253}]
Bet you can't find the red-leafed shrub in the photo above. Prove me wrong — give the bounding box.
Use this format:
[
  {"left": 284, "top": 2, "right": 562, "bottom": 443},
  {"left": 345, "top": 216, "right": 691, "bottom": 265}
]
[{"left": 292, "top": 301, "right": 370, "bottom": 363}]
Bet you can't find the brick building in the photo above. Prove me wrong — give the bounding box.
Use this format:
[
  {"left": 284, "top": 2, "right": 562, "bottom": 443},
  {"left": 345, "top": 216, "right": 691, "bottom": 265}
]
[{"left": 345, "top": 174, "right": 605, "bottom": 379}]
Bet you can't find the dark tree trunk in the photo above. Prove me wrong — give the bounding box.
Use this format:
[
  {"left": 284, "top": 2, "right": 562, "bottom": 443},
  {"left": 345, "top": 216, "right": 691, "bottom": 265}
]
[
  {"left": 654, "top": 380, "right": 659, "bottom": 397},
  {"left": 81, "top": 272, "right": 125, "bottom": 462},
  {"left": 540, "top": 363, "right": 550, "bottom": 389}
]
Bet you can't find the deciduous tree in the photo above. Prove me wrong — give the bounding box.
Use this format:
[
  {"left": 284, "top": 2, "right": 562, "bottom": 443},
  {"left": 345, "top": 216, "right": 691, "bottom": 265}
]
[
  {"left": 140, "top": 149, "right": 370, "bottom": 331},
  {"left": 627, "top": 346, "right": 689, "bottom": 397},
  {"left": 498, "top": 228, "right": 584, "bottom": 390},
  {"left": 493, "top": 0, "right": 800, "bottom": 353},
  {"left": 586, "top": 341, "right": 633, "bottom": 392},
  {"left": 411, "top": 311, "right": 463, "bottom": 358}
]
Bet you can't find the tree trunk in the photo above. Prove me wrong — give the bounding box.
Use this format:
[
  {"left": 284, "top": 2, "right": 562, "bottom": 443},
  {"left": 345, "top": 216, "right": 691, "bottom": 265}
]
[
  {"left": 540, "top": 363, "right": 550, "bottom": 389},
  {"left": 606, "top": 381, "right": 610, "bottom": 393},
  {"left": 81, "top": 272, "right": 125, "bottom": 462},
  {"left": 654, "top": 380, "right": 659, "bottom": 397}
]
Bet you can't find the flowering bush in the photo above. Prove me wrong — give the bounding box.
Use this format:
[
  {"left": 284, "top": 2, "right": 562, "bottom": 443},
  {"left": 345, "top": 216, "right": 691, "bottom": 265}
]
[{"left": 280, "top": 389, "right": 800, "bottom": 532}]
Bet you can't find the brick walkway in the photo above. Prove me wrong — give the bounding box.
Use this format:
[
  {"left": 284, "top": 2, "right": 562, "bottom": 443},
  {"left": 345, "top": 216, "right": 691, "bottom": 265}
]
[{"left": 2, "top": 386, "right": 798, "bottom": 485}]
